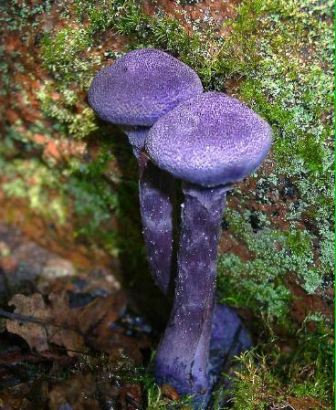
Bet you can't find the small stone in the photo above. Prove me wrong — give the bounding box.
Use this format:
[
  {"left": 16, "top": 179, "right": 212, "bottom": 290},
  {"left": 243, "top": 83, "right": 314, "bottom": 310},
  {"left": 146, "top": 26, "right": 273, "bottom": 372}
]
[{"left": 41, "top": 258, "right": 75, "bottom": 279}]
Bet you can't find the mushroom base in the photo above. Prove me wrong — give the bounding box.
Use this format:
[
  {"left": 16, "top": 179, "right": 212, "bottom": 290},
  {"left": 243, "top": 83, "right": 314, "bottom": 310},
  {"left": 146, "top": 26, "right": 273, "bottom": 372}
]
[
  {"left": 156, "top": 303, "right": 252, "bottom": 408},
  {"left": 209, "top": 304, "right": 252, "bottom": 387}
]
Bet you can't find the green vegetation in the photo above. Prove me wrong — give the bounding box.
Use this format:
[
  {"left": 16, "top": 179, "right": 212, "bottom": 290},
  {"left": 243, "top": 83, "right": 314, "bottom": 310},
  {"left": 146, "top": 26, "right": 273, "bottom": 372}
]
[
  {"left": 229, "top": 314, "right": 333, "bottom": 409},
  {"left": 217, "top": 210, "right": 325, "bottom": 319},
  {"left": 2, "top": 158, "right": 68, "bottom": 224},
  {"left": 0, "top": 0, "right": 333, "bottom": 408}
]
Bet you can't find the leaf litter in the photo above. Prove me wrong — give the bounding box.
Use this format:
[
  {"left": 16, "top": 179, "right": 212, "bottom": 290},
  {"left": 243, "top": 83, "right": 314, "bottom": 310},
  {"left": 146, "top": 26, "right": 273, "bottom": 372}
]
[{"left": 0, "top": 225, "right": 155, "bottom": 409}]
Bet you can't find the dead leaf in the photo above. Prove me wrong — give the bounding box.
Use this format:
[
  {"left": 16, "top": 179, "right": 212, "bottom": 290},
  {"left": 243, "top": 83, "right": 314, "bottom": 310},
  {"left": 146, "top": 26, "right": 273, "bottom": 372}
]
[
  {"left": 31, "top": 133, "right": 47, "bottom": 145},
  {"left": 43, "top": 291, "right": 86, "bottom": 357},
  {"left": 161, "top": 384, "right": 180, "bottom": 401},
  {"left": 6, "top": 293, "right": 85, "bottom": 356},
  {"left": 6, "top": 291, "right": 129, "bottom": 357},
  {"left": 5, "top": 109, "right": 20, "bottom": 124},
  {"left": 47, "top": 291, "right": 78, "bottom": 328},
  {"left": 77, "top": 291, "right": 126, "bottom": 334},
  {"left": 47, "top": 327, "right": 85, "bottom": 357},
  {"left": 93, "top": 327, "right": 147, "bottom": 364},
  {"left": 7, "top": 294, "right": 49, "bottom": 353},
  {"left": 118, "top": 384, "right": 142, "bottom": 410},
  {"left": 44, "top": 140, "right": 61, "bottom": 160},
  {"left": 287, "top": 397, "right": 328, "bottom": 410}
]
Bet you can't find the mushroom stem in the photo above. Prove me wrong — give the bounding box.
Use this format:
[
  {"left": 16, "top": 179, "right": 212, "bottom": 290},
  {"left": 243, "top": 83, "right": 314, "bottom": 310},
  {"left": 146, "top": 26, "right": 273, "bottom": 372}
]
[
  {"left": 155, "top": 182, "right": 228, "bottom": 400},
  {"left": 123, "top": 126, "right": 174, "bottom": 294},
  {"left": 139, "top": 161, "right": 175, "bottom": 294},
  {"left": 122, "top": 126, "right": 148, "bottom": 159}
]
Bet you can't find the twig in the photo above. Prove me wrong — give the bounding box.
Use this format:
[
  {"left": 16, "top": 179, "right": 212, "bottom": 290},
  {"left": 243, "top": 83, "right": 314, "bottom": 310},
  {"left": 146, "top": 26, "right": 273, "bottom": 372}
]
[
  {"left": 0, "top": 308, "right": 82, "bottom": 333},
  {"left": 0, "top": 308, "right": 48, "bottom": 326}
]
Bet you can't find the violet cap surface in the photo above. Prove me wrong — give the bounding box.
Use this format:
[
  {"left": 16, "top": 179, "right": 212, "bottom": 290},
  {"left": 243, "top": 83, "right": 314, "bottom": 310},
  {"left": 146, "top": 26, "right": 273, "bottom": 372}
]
[
  {"left": 88, "top": 48, "right": 203, "bottom": 127},
  {"left": 146, "top": 92, "right": 272, "bottom": 187}
]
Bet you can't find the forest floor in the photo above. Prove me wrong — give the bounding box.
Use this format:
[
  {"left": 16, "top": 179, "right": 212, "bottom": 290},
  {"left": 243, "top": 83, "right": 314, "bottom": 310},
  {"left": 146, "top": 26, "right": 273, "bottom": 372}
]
[
  {"left": 0, "top": 208, "right": 326, "bottom": 410},
  {"left": 0, "top": 189, "right": 331, "bottom": 409},
  {"left": 0, "top": 207, "right": 159, "bottom": 410}
]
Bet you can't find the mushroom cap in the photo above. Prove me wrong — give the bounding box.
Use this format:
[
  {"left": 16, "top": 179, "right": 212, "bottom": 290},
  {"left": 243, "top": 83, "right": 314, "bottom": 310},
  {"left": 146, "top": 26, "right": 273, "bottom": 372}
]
[
  {"left": 146, "top": 92, "right": 272, "bottom": 187},
  {"left": 88, "top": 48, "right": 203, "bottom": 127}
]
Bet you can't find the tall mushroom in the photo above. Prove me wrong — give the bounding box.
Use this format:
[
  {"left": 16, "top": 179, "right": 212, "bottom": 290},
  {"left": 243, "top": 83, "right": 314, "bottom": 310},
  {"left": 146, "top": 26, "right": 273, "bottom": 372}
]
[
  {"left": 146, "top": 92, "right": 272, "bottom": 404},
  {"left": 88, "top": 48, "right": 203, "bottom": 293}
]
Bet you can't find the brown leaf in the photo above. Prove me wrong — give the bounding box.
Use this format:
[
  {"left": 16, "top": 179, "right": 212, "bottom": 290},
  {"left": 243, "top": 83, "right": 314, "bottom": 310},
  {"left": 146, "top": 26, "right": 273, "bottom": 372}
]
[
  {"left": 6, "top": 293, "right": 85, "bottom": 356},
  {"left": 6, "top": 289, "right": 128, "bottom": 358},
  {"left": 31, "top": 133, "right": 47, "bottom": 145},
  {"left": 47, "top": 327, "right": 85, "bottom": 357},
  {"left": 5, "top": 109, "right": 20, "bottom": 124},
  {"left": 44, "top": 291, "right": 86, "bottom": 356},
  {"left": 6, "top": 294, "right": 49, "bottom": 353},
  {"left": 77, "top": 291, "right": 126, "bottom": 334},
  {"left": 161, "top": 384, "right": 180, "bottom": 401},
  {"left": 287, "top": 396, "right": 328, "bottom": 410},
  {"left": 118, "top": 384, "right": 142, "bottom": 410},
  {"left": 93, "top": 328, "right": 146, "bottom": 364},
  {"left": 48, "top": 291, "right": 78, "bottom": 328}
]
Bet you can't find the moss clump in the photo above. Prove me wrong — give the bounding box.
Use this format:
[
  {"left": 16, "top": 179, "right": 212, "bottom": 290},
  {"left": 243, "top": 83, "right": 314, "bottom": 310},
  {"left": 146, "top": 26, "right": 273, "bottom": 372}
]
[
  {"left": 41, "top": 28, "right": 92, "bottom": 82},
  {"left": 228, "top": 314, "right": 334, "bottom": 409},
  {"left": 1, "top": 158, "right": 68, "bottom": 224},
  {"left": 217, "top": 207, "right": 328, "bottom": 319},
  {"left": 37, "top": 83, "right": 99, "bottom": 140}
]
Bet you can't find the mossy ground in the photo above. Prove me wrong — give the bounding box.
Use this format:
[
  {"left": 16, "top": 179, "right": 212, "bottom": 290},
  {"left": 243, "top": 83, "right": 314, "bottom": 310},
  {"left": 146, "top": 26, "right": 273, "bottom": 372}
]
[{"left": 0, "top": 0, "right": 334, "bottom": 409}]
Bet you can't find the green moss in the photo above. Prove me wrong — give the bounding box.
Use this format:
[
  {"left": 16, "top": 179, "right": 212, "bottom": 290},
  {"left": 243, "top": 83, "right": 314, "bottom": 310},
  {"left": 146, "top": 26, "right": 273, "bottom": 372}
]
[
  {"left": 1, "top": 158, "right": 68, "bottom": 224},
  {"left": 37, "top": 83, "right": 98, "bottom": 139},
  {"left": 145, "top": 385, "right": 193, "bottom": 409},
  {"left": 0, "top": 140, "right": 136, "bottom": 259},
  {"left": 0, "top": 0, "right": 52, "bottom": 31},
  {"left": 228, "top": 314, "right": 333, "bottom": 409},
  {"left": 218, "top": 0, "right": 333, "bottom": 195},
  {"left": 41, "top": 28, "right": 92, "bottom": 82},
  {"left": 210, "top": 0, "right": 333, "bottom": 323}
]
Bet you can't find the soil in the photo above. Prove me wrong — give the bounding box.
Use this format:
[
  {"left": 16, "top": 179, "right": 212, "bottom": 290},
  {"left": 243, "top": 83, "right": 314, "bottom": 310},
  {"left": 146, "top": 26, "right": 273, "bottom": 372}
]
[
  {"left": 144, "top": 0, "right": 240, "bottom": 35},
  {"left": 287, "top": 276, "right": 334, "bottom": 326}
]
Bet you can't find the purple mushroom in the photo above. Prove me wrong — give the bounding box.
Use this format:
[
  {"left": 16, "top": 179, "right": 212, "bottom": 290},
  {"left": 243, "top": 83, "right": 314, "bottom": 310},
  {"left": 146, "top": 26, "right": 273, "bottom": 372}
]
[
  {"left": 88, "top": 48, "right": 203, "bottom": 293},
  {"left": 146, "top": 92, "right": 272, "bottom": 404}
]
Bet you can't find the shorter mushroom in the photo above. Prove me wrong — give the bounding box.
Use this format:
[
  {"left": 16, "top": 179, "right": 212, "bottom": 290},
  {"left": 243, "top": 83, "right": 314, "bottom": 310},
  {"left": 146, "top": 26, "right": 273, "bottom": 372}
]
[
  {"left": 146, "top": 92, "right": 272, "bottom": 405},
  {"left": 88, "top": 48, "right": 203, "bottom": 294}
]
